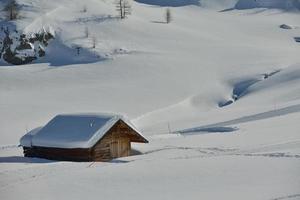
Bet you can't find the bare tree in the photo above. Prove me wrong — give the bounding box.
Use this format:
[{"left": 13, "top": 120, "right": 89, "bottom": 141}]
[
  {"left": 92, "top": 37, "right": 97, "bottom": 48},
  {"left": 165, "top": 8, "right": 171, "bottom": 24},
  {"left": 85, "top": 26, "right": 89, "bottom": 38},
  {"left": 122, "top": 0, "right": 132, "bottom": 18},
  {"left": 4, "top": 0, "right": 19, "bottom": 20},
  {"left": 115, "top": 0, "right": 131, "bottom": 19}
]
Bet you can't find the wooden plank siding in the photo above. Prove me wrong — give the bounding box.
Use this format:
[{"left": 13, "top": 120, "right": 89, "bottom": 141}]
[
  {"left": 23, "top": 146, "right": 91, "bottom": 162},
  {"left": 23, "top": 119, "right": 147, "bottom": 162},
  {"left": 92, "top": 120, "right": 136, "bottom": 161}
]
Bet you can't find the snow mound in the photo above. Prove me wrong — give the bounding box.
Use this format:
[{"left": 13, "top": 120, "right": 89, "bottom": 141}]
[
  {"left": 39, "top": 37, "right": 103, "bottom": 67},
  {"left": 235, "top": 0, "right": 300, "bottom": 10},
  {"left": 245, "top": 65, "right": 300, "bottom": 97},
  {"left": 19, "top": 127, "right": 42, "bottom": 147},
  {"left": 219, "top": 70, "right": 281, "bottom": 107}
]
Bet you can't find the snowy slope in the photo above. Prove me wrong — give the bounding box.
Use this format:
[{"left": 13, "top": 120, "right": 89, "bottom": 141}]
[{"left": 0, "top": 0, "right": 300, "bottom": 199}]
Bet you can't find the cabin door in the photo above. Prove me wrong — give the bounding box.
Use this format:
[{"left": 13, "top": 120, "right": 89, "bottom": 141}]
[
  {"left": 110, "top": 139, "right": 118, "bottom": 159},
  {"left": 110, "top": 138, "right": 130, "bottom": 158},
  {"left": 120, "top": 138, "right": 130, "bottom": 157}
]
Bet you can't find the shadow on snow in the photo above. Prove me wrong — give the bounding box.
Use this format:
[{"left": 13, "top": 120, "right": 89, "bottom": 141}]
[
  {"left": 178, "top": 104, "right": 300, "bottom": 134},
  {"left": 135, "top": 0, "right": 201, "bottom": 7},
  {"left": 0, "top": 156, "right": 57, "bottom": 163}
]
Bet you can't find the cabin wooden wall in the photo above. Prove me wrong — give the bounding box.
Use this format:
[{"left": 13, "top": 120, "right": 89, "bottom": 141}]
[
  {"left": 23, "top": 146, "right": 91, "bottom": 162},
  {"left": 92, "top": 120, "right": 132, "bottom": 161}
]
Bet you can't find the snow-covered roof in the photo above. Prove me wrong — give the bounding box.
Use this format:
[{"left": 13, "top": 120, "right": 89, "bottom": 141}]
[{"left": 20, "top": 113, "right": 146, "bottom": 149}]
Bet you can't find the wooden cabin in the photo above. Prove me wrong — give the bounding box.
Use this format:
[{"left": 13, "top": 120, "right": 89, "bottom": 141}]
[{"left": 20, "top": 114, "right": 148, "bottom": 161}]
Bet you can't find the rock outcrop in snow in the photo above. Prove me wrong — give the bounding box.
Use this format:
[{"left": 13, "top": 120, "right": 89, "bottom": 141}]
[
  {"left": 0, "top": 27, "right": 54, "bottom": 65},
  {"left": 280, "top": 24, "right": 294, "bottom": 29}
]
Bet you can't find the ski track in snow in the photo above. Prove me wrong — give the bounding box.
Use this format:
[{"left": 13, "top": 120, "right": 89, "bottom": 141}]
[
  {"left": 271, "top": 194, "right": 300, "bottom": 200},
  {"left": 0, "top": 145, "right": 19, "bottom": 150},
  {"left": 144, "top": 144, "right": 300, "bottom": 159},
  {"left": 71, "top": 15, "right": 119, "bottom": 24},
  {"left": 0, "top": 158, "right": 113, "bottom": 190},
  {"left": 1, "top": 139, "right": 300, "bottom": 191}
]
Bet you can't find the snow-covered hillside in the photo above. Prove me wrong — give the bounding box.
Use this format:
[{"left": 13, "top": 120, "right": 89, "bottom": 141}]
[{"left": 1, "top": 0, "right": 300, "bottom": 199}]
